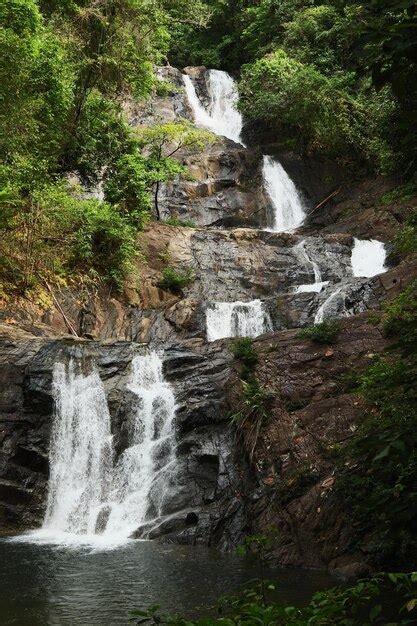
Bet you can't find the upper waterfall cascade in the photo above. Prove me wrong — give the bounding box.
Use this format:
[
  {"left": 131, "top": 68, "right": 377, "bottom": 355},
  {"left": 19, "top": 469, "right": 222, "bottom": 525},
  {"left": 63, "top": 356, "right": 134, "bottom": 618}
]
[
  {"left": 36, "top": 352, "right": 177, "bottom": 547},
  {"left": 262, "top": 156, "right": 306, "bottom": 232},
  {"left": 183, "top": 70, "right": 243, "bottom": 144},
  {"left": 183, "top": 70, "right": 305, "bottom": 232},
  {"left": 206, "top": 300, "right": 272, "bottom": 342}
]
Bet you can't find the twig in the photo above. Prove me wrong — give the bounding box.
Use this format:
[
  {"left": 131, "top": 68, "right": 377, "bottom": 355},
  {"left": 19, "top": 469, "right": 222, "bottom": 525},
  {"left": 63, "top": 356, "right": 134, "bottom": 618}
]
[
  {"left": 310, "top": 187, "right": 342, "bottom": 215},
  {"left": 44, "top": 281, "right": 79, "bottom": 337}
]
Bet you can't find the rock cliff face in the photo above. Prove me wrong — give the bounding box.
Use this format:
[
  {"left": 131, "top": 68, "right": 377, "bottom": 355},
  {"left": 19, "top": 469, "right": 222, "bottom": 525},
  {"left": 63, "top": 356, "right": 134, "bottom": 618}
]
[{"left": 0, "top": 65, "right": 415, "bottom": 570}]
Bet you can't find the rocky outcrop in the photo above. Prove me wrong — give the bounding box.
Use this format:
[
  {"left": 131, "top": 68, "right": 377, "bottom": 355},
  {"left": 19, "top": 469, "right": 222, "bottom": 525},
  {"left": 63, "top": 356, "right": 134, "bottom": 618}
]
[
  {"left": 3, "top": 223, "right": 408, "bottom": 345},
  {"left": 226, "top": 314, "right": 388, "bottom": 573}
]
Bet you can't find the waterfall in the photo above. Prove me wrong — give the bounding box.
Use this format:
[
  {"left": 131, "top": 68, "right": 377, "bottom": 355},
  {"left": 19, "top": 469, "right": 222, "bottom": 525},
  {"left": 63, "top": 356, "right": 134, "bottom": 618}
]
[
  {"left": 206, "top": 300, "right": 272, "bottom": 342},
  {"left": 104, "top": 353, "right": 177, "bottom": 539},
  {"left": 263, "top": 156, "right": 305, "bottom": 232},
  {"left": 183, "top": 70, "right": 243, "bottom": 144},
  {"left": 42, "top": 361, "right": 114, "bottom": 537},
  {"left": 35, "top": 352, "right": 176, "bottom": 546},
  {"left": 294, "top": 240, "right": 329, "bottom": 293},
  {"left": 314, "top": 287, "right": 346, "bottom": 324},
  {"left": 184, "top": 70, "right": 305, "bottom": 232},
  {"left": 351, "top": 238, "right": 387, "bottom": 277}
]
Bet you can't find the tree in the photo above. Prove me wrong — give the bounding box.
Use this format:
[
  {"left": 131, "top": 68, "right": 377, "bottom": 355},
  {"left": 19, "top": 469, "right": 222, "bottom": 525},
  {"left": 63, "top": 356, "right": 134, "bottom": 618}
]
[{"left": 135, "top": 122, "right": 213, "bottom": 219}]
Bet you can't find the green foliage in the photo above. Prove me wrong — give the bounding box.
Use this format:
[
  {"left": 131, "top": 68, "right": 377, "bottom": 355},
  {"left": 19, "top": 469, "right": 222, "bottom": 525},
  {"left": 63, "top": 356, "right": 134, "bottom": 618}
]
[
  {"left": 343, "top": 0, "right": 417, "bottom": 174},
  {"left": 230, "top": 337, "right": 259, "bottom": 377},
  {"left": 380, "top": 183, "right": 417, "bottom": 206},
  {"left": 229, "top": 338, "right": 272, "bottom": 463},
  {"left": 231, "top": 378, "right": 274, "bottom": 464},
  {"left": 163, "top": 216, "right": 196, "bottom": 228},
  {"left": 0, "top": 183, "right": 137, "bottom": 295},
  {"left": 298, "top": 320, "right": 341, "bottom": 344},
  {"left": 0, "top": 0, "right": 213, "bottom": 298},
  {"left": 157, "top": 266, "right": 193, "bottom": 294},
  {"left": 130, "top": 572, "right": 417, "bottom": 624},
  {"left": 67, "top": 90, "right": 132, "bottom": 181},
  {"left": 104, "top": 153, "right": 153, "bottom": 227},
  {"left": 238, "top": 49, "right": 393, "bottom": 164},
  {"left": 337, "top": 284, "right": 417, "bottom": 568},
  {"left": 396, "top": 214, "right": 417, "bottom": 257}
]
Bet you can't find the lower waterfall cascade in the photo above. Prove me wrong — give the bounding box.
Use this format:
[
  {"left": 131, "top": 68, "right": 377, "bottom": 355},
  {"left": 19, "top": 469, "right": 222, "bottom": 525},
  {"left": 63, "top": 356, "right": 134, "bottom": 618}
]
[
  {"left": 30, "top": 352, "right": 177, "bottom": 547},
  {"left": 104, "top": 353, "right": 177, "bottom": 539},
  {"left": 42, "top": 361, "right": 114, "bottom": 538}
]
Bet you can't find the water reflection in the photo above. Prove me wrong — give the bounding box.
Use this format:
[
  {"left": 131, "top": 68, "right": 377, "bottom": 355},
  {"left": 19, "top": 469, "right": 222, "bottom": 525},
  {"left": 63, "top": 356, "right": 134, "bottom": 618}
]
[{"left": 0, "top": 540, "right": 334, "bottom": 625}]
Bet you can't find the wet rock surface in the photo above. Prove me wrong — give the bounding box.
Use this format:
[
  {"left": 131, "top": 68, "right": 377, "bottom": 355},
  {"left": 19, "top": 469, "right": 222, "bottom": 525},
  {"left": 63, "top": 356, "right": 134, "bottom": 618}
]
[{"left": 0, "top": 329, "right": 247, "bottom": 548}]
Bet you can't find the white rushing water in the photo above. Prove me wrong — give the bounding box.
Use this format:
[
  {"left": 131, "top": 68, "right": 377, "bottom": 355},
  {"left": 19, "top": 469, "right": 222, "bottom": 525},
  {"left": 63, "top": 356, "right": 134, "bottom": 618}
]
[
  {"left": 206, "top": 300, "right": 272, "bottom": 342},
  {"left": 42, "top": 361, "right": 114, "bottom": 538},
  {"left": 263, "top": 156, "right": 306, "bottom": 232},
  {"left": 26, "top": 353, "right": 176, "bottom": 548},
  {"left": 351, "top": 238, "right": 387, "bottom": 277},
  {"left": 104, "top": 353, "right": 177, "bottom": 539},
  {"left": 183, "top": 70, "right": 243, "bottom": 144},
  {"left": 294, "top": 240, "right": 329, "bottom": 293},
  {"left": 314, "top": 287, "right": 346, "bottom": 324}
]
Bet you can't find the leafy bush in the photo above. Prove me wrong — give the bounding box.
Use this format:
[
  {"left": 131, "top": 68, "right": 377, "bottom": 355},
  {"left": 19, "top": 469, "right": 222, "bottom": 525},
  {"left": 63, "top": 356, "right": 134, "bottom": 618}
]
[
  {"left": 396, "top": 214, "right": 417, "bottom": 256},
  {"left": 230, "top": 337, "right": 259, "bottom": 376},
  {"left": 104, "top": 152, "right": 152, "bottom": 227},
  {"left": 131, "top": 572, "right": 417, "bottom": 625},
  {"left": 0, "top": 182, "right": 137, "bottom": 296},
  {"left": 163, "top": 216, "right": 196, "bottom": 228},
  {"left": 157, "top": 266, "right": 193, "bottom": 294},
  {"left": 231, "top": 378, "right": 274, "bottom": 464},
  {"left": 238, "top": 49, "right": 394, "bottom": 166},
  {"left": 298, "top": 320, "right": 341, "bottom": 344},
  {"left": 337, "top": 285, "right": 417, "bottom": 568}
]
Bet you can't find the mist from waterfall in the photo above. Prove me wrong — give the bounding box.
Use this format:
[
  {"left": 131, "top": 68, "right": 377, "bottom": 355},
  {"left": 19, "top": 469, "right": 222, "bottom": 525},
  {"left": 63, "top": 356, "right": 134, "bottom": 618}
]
[
  {"left": 183, "top": 70, "right": 243, "bottom": 144},
  {"left": 29, "top": 352, "right": 176, "bottom": 548},
  {"left": 263, "top": 156, "right": 306, "bottom": 232},
  {"left": 206, "top": 300, "right": 272, "bottom": 342}
]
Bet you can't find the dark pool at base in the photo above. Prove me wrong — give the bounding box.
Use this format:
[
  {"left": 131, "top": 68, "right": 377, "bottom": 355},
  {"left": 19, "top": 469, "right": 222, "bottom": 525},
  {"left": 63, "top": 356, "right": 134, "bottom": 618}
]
[{"left": 0, "top": 539, "right": 334, "bottom": 626}]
